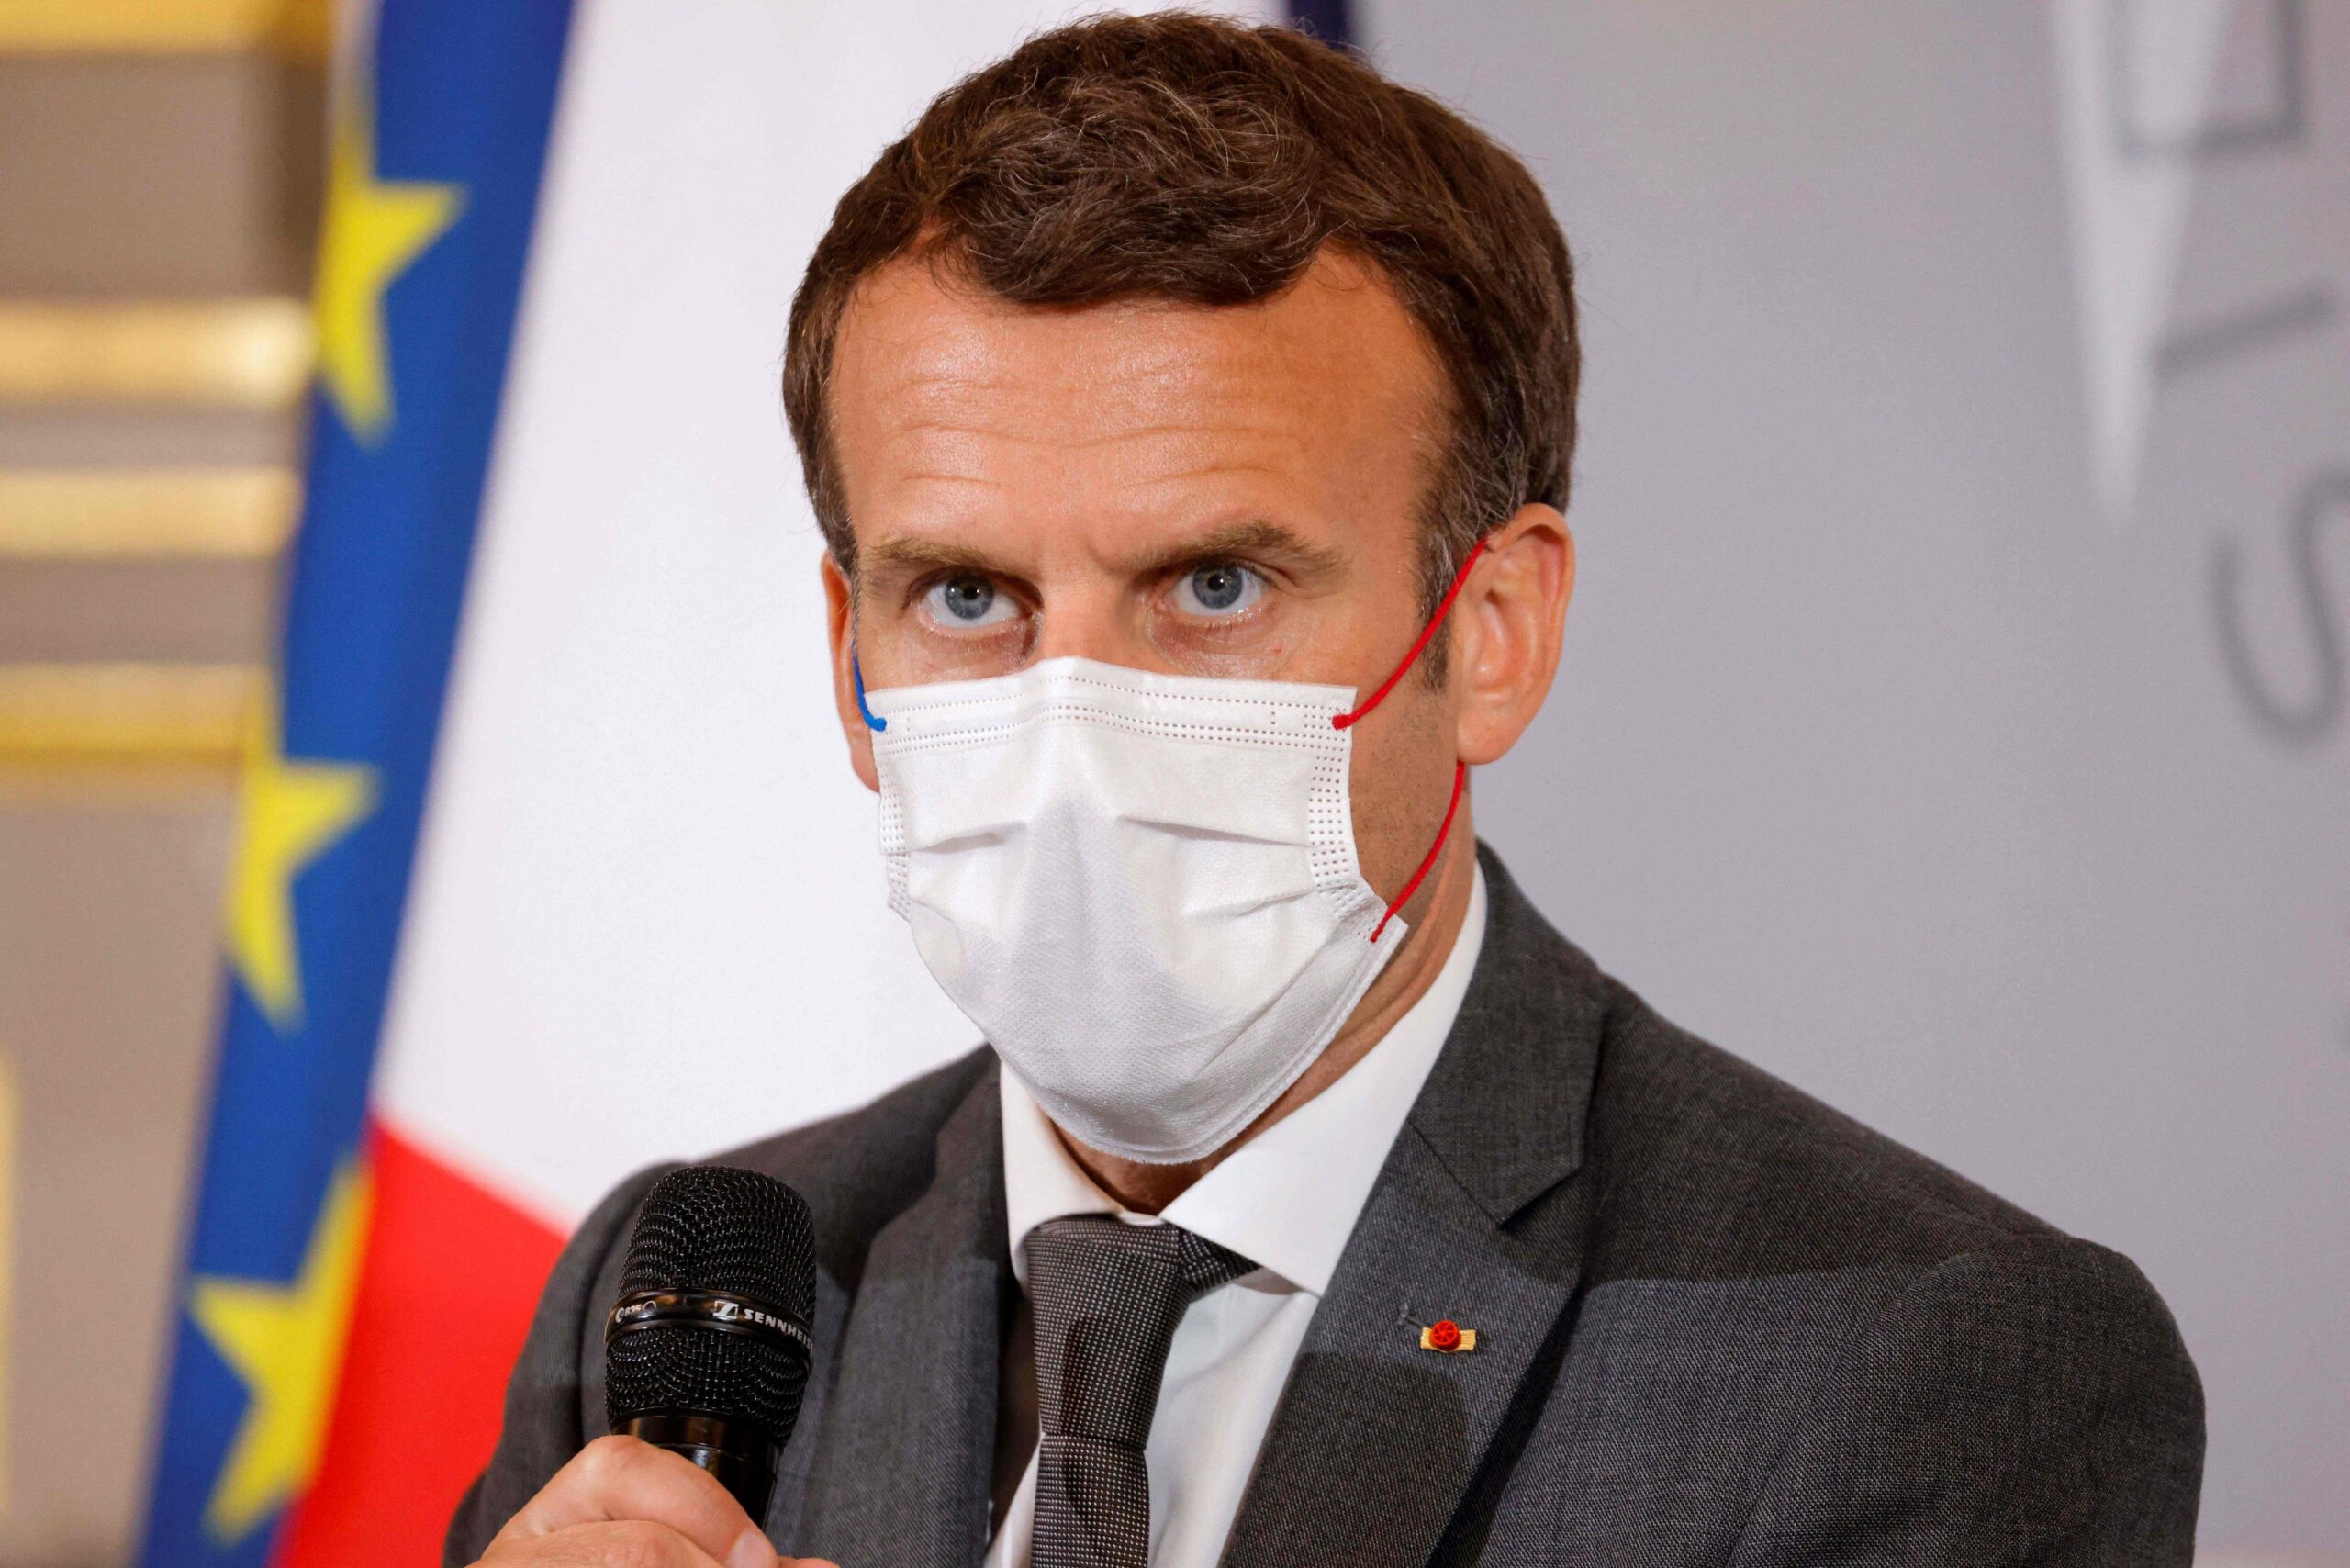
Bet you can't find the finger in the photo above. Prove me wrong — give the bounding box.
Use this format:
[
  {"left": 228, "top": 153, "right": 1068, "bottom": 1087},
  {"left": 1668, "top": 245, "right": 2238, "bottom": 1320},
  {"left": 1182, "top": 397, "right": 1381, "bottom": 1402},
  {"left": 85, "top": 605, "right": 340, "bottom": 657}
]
[
  {"left": 491, "top": 1518, "right": 737, "bottom": 1568},
  {"left": 489, "top": 1436, "right": 770, "bottom": 1568}
]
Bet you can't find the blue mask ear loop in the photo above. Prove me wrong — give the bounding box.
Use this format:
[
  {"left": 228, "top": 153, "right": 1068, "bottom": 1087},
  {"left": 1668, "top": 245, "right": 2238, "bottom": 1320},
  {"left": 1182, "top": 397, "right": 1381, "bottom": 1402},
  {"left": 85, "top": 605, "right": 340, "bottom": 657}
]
[{"left": 852, "top": 650, "right": 887, "bottom": 732}]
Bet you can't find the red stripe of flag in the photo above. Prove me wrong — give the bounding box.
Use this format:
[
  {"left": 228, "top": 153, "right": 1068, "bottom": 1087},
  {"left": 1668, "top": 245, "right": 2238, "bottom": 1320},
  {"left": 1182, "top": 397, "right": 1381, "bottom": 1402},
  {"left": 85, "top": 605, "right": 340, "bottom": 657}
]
[{"left": 277, "top": 1121, "right": 563, "bottom": 1567}]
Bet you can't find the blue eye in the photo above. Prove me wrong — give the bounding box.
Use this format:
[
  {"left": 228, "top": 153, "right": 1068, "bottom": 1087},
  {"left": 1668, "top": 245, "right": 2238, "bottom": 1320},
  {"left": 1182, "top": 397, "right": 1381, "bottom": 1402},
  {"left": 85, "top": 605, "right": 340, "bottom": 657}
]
[
  {"left": 1176, "top": 563, "right": 1262, "bottom": 617},
  {"left": 924, "top": 576, "right": 1013, "bottom": 627}
]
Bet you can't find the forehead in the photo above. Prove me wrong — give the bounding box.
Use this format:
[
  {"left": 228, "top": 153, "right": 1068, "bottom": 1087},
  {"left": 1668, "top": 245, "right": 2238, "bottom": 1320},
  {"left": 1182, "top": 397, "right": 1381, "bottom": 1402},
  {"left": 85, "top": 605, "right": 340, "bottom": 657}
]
[{"left": 824, "top": 247, "right": 1444, "bottom": 543}]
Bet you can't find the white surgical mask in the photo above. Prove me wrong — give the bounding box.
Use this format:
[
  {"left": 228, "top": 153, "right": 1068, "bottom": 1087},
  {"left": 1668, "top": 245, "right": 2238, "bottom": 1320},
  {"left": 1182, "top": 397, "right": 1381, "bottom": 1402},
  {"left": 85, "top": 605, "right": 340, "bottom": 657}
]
[{"left": 856, "top": 542, "right": 1483, "bottom": 1163}]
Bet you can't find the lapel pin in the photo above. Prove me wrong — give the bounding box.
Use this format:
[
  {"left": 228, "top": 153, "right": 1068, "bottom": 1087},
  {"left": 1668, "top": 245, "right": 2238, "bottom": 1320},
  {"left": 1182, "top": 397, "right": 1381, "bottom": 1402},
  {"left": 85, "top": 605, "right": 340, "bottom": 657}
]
[{"left": 1418, "top": 1317, "right": 1478, "bottom": 1353}]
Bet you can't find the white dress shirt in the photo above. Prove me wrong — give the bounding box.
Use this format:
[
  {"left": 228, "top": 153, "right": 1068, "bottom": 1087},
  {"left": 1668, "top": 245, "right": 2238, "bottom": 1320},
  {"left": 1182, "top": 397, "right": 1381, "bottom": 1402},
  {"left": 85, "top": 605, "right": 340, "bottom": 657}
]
[{"left": 983, "top": 864, "right": 1489, "bottom": 1568}]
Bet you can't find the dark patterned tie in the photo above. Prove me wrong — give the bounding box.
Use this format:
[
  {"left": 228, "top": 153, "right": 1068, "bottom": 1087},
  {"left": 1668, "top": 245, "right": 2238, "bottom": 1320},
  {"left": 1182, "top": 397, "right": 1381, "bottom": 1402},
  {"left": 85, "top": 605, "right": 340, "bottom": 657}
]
[{"left": 1022, "top": 1215, "right": 1256, "bottom": 1568}]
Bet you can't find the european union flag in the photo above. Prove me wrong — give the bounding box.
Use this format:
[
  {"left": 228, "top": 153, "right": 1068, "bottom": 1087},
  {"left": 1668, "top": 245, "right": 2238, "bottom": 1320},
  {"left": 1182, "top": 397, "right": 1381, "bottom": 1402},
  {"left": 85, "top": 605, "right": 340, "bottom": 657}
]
[{"left": 140, "top": 3, "right": 575, "bottom": 1563}]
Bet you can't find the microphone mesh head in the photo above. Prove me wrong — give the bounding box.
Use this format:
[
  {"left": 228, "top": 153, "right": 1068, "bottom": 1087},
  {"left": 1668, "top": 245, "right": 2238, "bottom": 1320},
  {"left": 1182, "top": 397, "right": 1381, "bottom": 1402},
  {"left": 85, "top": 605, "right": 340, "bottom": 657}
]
[{"left": 606, "top": 1165, "right": 816, "bottom": 1439}]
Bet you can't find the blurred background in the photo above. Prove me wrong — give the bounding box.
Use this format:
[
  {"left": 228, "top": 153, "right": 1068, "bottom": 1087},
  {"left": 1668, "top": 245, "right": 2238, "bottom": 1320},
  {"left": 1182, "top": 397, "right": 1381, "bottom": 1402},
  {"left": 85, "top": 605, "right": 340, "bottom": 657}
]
[
  {"left": 1, "top": 2, "right": 328, "bottom": 1562},
  {"left": 0, "top": 1, "right": 2343, "bottom": 1565}
]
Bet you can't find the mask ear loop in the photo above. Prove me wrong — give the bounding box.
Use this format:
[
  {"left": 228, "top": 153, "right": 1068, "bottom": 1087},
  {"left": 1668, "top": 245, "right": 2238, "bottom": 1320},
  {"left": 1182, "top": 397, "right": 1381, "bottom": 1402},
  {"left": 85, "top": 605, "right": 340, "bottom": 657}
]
[
  {"left": 852, "top": 651, "right": 887, "bottom": 733},
  {"left": 1333, "top": 536, "right": 1490, "bottom": 941},
  {"left": 1371, "top": 761, "right": 1464, "bottom": 942}
]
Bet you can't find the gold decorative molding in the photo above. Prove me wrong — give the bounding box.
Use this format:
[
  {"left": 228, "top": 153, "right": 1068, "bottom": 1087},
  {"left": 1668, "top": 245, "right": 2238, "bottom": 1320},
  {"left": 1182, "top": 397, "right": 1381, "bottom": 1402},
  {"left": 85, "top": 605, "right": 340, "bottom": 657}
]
[
  {"left": 0, "top": 0, "right": 330, "bottom": 59},
  {"left": 0, "top": 662, "right": 259, "bottom": 771},
  {"left": 0, "top": 300, "right": 313, "bottom": 409},
  {"left": 0, "top": 466, "right": 299, "bottom": 558}
]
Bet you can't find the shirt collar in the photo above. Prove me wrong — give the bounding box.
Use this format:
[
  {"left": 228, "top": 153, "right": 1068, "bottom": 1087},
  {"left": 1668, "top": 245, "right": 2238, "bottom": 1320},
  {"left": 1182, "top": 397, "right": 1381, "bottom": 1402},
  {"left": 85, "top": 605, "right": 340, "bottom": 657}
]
[{"left": 1000, "top": 863, "right": 1489, "bottom": 1296}]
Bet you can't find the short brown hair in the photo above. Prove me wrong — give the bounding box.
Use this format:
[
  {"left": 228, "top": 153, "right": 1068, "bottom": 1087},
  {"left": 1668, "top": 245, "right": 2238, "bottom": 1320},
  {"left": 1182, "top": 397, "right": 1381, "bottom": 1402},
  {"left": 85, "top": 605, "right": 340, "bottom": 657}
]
[{"left": 782, "top": 10, "right": 1578, "bottom": 618}]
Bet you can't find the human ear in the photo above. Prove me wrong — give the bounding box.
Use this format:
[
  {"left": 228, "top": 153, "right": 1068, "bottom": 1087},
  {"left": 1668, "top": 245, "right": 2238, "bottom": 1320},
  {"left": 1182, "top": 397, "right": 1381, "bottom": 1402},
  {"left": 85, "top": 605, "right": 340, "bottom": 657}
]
[
  {"left": 822, "top": 554, "right": 881, "bottom": 793},
  {"left": 1451, "top": 502, "right": 1574, "bottom": 767}
]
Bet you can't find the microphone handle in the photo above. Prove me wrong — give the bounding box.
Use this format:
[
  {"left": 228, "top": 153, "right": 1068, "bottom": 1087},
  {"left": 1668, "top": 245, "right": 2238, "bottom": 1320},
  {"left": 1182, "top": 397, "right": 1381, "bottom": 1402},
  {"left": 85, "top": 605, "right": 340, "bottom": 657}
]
[{"left": 617, "top": 1411, "right": 779, "bottom": 1525}]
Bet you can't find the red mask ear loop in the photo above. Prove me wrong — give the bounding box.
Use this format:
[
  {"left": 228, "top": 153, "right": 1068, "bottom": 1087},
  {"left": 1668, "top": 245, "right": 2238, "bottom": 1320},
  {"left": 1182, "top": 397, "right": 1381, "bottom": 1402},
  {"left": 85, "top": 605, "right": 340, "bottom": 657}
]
[
  {"left": 1334, "top": 536, "right": 1491, "bottom": 941},
  {"left": 1333, "top": 536, "right": 1490, "bottom": 731},
  {"left": 1371, "top": 761, "right": 1464, "bottom": 942}
]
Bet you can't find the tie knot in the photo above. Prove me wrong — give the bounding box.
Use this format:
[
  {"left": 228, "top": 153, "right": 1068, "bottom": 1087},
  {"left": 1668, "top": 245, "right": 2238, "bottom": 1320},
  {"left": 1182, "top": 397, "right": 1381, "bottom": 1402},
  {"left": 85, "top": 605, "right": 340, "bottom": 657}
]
[{"left": 1021, "top": 1216, "right": 1253, "bottom": 1450}]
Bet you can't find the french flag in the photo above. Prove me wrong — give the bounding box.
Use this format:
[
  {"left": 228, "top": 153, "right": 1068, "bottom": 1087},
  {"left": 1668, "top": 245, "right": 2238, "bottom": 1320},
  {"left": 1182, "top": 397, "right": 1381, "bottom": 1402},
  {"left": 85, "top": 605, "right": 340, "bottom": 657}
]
[{"left": 134, "top": 2, "right": 1299, "bottom": 1563}]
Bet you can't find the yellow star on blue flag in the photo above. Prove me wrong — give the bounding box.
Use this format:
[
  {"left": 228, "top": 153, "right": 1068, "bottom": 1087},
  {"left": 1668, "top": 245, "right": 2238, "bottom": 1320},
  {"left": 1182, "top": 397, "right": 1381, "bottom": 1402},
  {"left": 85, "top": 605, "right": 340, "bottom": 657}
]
[
  {"left": 221, "top": 679, "right": 377, "bottom": 1030},
  {"left": 188, "top": 1159, "right": 372, "bottom": 1541},
  {"left": 314, "top": 90, "right": 464, "bottom": 442}
]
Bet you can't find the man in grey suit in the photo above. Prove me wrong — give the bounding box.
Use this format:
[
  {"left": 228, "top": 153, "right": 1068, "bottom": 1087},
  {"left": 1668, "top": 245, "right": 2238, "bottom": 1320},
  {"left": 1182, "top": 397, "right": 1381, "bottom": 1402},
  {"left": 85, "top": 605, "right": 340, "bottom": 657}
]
[{"left": 449, "top": 15, "right": 2203, "bottom": 1567}]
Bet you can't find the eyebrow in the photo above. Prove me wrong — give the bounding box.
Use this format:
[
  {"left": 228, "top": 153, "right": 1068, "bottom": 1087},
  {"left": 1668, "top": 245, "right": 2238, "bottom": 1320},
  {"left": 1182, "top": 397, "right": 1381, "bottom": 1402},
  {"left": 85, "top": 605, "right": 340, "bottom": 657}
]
[
  {"left": 861, "top": 536, "right": 1002, "bottom": 579},
  {"left": 861, "top": 519, "right": 1343, "bottom": 585},
  {"left": 1128, "top": 520, "right": 1347, "bottom": 582}
]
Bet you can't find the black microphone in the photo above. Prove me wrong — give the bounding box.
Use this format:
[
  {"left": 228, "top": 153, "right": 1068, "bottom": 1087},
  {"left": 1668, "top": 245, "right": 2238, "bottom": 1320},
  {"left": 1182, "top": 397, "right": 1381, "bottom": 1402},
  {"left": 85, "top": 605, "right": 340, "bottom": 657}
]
[{"left": 604, "top": 1164, "right": 817, "bottom": 1527}]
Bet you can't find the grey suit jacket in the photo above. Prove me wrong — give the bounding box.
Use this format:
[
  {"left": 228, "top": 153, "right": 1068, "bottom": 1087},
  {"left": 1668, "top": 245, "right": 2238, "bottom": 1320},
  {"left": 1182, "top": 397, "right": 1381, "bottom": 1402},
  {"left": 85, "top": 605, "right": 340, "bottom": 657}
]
[{"left": 447, "top": 846, "right": 2203, "bottom": 1565}]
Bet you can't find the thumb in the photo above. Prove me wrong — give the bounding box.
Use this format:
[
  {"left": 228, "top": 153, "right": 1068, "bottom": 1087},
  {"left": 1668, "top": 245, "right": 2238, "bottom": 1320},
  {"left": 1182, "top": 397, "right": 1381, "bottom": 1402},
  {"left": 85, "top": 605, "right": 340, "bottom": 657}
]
[
  {"left": 733, "top": 1537, "right": 837, "bottom": 1568},
  {"left": 725, "top": 1531, "right": 837, "bottom": 1568}
]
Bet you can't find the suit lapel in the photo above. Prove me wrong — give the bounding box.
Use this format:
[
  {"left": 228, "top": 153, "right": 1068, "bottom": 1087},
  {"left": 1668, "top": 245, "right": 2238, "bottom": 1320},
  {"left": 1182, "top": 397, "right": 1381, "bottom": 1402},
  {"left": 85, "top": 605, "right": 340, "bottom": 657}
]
[
  {"left": 1220, "top": 846, "right": 1606, "bottom": 1568},
  {"left": 795, "top": 1063, "right": 1008, "bottom": 1568}
]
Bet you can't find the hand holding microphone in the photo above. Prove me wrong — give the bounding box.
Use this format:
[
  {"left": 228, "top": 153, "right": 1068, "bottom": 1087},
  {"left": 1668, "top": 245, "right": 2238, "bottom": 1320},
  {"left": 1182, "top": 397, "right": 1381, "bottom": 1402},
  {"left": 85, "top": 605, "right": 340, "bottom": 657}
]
[
  {"left": 472, "top": 1435, "right": 833, "bottom": 1568},
  {"left": 471, "top": 1167, "right": 837, "bottom": 1568}
]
